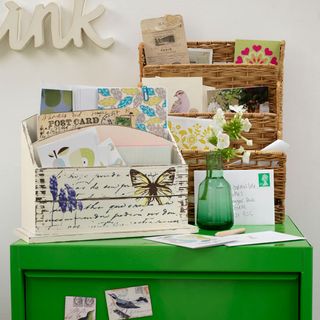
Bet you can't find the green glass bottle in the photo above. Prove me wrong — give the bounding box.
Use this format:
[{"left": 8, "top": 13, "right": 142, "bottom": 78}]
[{"left": 197, "top": 151, "right": 234, "bottom": 230}]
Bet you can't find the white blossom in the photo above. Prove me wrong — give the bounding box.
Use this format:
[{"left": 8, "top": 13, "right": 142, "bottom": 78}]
[
  {"left": 217, "top": 133, "right": 230, "bottom": 149},
  {"left": 246, "top": 139, "right": 253, "bottom": 146},
  {"left": 236, "top": 146, "right": 245, "bottom": 154},
  {"left": 242, "top": 151, "right": 251, "bottom": 164},
  {"left": 241, "top": 118, "right": 252, "bottom": 132},
  {"left": 229, "top": 104, "right": 246, "bottom": 113}
]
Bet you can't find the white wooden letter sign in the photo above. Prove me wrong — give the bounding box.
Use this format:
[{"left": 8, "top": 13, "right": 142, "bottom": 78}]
[{"left": 0, "top": 0, "right": 114, "bottom": 50}]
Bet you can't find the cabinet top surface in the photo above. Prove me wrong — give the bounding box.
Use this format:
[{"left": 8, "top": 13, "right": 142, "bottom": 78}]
[{"left": 12, "top": 216, "right": 311, "bottom": 249}]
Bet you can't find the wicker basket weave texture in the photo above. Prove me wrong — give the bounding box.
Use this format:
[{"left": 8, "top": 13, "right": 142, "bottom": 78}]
[{"left": 139, "top": 41, "right": 285, "bottom": 134}]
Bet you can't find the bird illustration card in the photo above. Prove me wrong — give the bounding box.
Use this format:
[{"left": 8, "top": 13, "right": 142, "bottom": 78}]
[
  {"left": 105, "top": 285, "right": 153, "bottom": 320},
  {"left": 34, "top": 127, "right": 100, "bottom": 168},
  {"left": 142, "top": 77, "right": 203, "bottom": 113},
  {"left": 234, "top": 40, "right": 281, "bottom": 65},
  {"left": 206, "top": 86, "right": 269, "bottom": 113},
  {"left": 40, "top": 88, "right": 73, "bottom": 114},
  {"left": 168, "top": 116, "right": 214, "bottom": 151},
  {"left": 64, "top": 296, "right": 96, "bottom": 320}
]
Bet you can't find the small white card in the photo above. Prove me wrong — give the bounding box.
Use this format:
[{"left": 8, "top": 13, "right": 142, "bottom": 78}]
[
  {"left": 194, "top": 170, "right": 275, "bottom": 225},
  {"left": 224, "top": 231, "right": 304, "bottom": 247},
  {"left": 145, "top": 234, "right": 234, "bottom": 249},
  {"left": 105, "top": 285, "right": 152, "bottom": 320},
  {"left": 64, "top": 296, "right": 96, "bottom": 320},
  {"left": 97, "top": 138, "right": 126, "bottom": 166},
  {"left": 73, "top": 86, "right": 98, "bottom": 111}
]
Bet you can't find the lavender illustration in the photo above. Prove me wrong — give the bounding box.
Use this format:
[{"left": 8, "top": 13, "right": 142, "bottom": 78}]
[
  {"left": 49, "top": 175, "right": 58, "bottom": 227},
  {"left": 49, "top": 175, "right": 84, "bottom": 227}
]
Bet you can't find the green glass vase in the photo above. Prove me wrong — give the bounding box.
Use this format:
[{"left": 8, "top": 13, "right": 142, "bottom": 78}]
[{"left": 196, "top": 151, "right": 234, "bottom": 230}]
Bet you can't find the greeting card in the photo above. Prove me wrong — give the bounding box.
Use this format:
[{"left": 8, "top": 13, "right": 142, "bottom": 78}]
[
  {"left": 168, "top": 116, "right": 214, "bottom": 151},
  {"left": 97, "top": 86, "right": 168, "bottom": 137},
  {"left": 97, "top": 138, "right": 126, "bottom": 166},
  {"left": 207, "top": 86, "right": 269, "bottom": 113},
  {"left": 40, "top": 88, "right": 73, "bottom": 114},
  {"left": 34, "top": 128, "right": 100, "bottom": 168},
  {"left": 143, "top": 77, "right": 203, "bottom": 112},
  {"left": 234, "top": 40, "right": 281, "bottom": 65},
  {"left": 105, "top": 285, "right": 152, "bottom": 320}
]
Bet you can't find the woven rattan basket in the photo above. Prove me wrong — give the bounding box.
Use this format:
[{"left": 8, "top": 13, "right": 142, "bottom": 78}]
[
  {"left": 183, "top": 150, "right": 286, "bottom": 224},
  {"left": 139, "top": 40, "right": 285, "bottom": 135}
]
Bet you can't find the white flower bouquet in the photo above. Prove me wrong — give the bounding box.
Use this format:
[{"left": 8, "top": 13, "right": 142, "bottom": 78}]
[{"left": 208, "top": 106, "right": 252, "bottom": 163}]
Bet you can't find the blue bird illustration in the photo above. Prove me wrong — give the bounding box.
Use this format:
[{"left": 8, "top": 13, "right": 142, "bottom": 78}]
[{"left": 108, "top": 293, "right": 140, "bottom": 310}]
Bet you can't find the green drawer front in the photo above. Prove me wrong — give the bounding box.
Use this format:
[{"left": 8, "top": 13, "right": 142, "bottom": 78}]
[{"left": 25, "top": 271, "right": 299, "bottom": 320}]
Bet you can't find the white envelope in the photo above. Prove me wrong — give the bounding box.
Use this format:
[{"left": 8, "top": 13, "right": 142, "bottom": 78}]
[{"left": 194, "top": 169, "right": 275, "bottom": 225}]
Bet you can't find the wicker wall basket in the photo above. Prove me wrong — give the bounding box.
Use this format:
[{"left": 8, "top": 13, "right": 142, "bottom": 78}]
[
  {"left": 139, "top": 41, "right": 285, "bottom": 135},
  {"left": 183, "top": 150, "right": 286, "bottom": 224}
]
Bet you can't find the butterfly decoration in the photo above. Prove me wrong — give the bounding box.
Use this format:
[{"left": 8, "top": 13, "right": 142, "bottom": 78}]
[{"left": 130, "top": 167, "right": 175, "bottom": 205}]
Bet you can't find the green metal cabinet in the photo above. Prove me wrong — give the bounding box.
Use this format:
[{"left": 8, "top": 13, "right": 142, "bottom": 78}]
[{"left": 11, "top": 217, "right": 312, "bottom": 320}]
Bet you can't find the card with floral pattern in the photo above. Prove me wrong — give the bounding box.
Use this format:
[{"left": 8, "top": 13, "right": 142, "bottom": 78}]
[
  {"left": 168, "top": 116, "right": 214, "bottom": 151},
  {"left": 234, "top": 40, "right": 281, "bottom": 65}
]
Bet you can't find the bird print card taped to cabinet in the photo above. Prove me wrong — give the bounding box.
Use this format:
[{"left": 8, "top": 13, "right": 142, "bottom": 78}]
[
  {"left": 142, "top": 77, "right": 203, "bottom": 113},
  {"left": 105, "top": 285, "right": 153, "bottom": 320},
  {"left": 64, "top": 296, "right": 96, "bottom": 320}
]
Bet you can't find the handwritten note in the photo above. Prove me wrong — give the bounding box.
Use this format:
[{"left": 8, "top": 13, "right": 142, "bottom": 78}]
[{"left": 194, "top": 170, "right": 274, "bottom": 225}]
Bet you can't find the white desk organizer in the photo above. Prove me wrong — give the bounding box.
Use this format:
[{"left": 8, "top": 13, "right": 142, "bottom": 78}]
[{"left": 17, "top": 115, "right": 197, "bottom": 243}]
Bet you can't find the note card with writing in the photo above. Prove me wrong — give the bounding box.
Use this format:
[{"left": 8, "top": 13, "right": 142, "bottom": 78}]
[{"left": 194, "top": 170, "right": 275, "bottom": 225}]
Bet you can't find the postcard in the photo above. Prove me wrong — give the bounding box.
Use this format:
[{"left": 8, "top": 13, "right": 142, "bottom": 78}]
[
  {"left": 168, "top": 116, "right": 214, "bottom": 151},
  {"left": 38, "top": 104, "right": 168, "bottom": 140},
  {"left": 188, "top": 48, "right": 213, "bottom": 64},
  {"left": 194, "top": 170, "right": 275, "bottom": 225},
  {"left": 234, "top": 39, "right": 281, "bottom": 65},
  {"left": 34, "top": 127, "right": 100, "bottom": 168},
  {"left": 145, "top": 234, "right": 234, "bottom": 249},
  {"left": 225, "top": 231, "right": 304, "bottom": 247},
  {"left": 206, "top": 86, "right": 269, "bottom": 113},
  {"left": 105, "top": 285, "right": 152, "bottom": 320},
  {"left": 64, "top": 296, "right": 96, "bottom": 320},
  {"left": 40, "top": 88, "right": 73, "bottom": 114},
  {"left": 141, "top": 15, "right": 189, "bottom": 65},
  {"left": 143, "top": 77, "right": 203, "bottom": 113}
]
